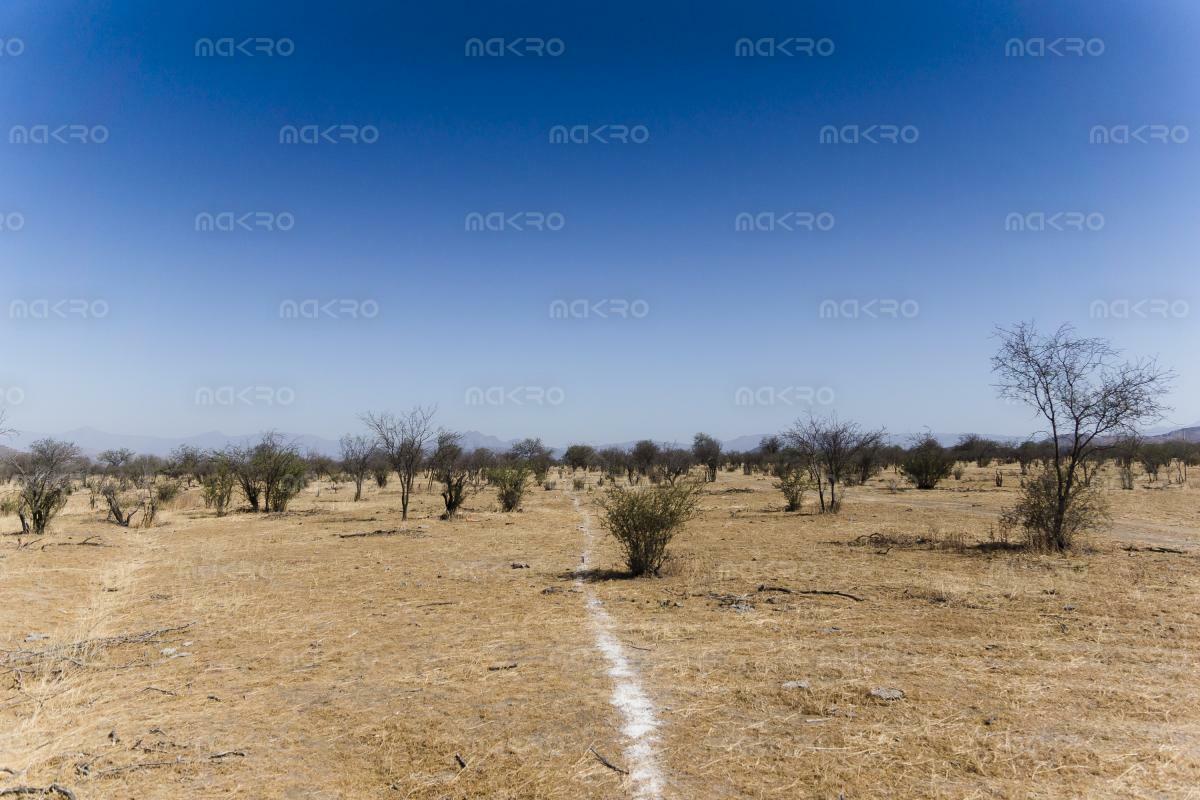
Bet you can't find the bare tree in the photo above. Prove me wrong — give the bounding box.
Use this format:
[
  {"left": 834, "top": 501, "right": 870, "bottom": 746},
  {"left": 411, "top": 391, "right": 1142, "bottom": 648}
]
[
  {"left": 429, "top": 430, "right": 470, "bottom": 519},
  {"left": 992, "top": 322, "right": 1172, "bottom": 550},
  {"left": 339, "top": 434, "right": 376, "bottom": 501},
  {"left": 692, "top": 433, "right": 722, "bottom": 482},
  {"left": 659, "top": 448, "right": 695, "bottom": 485},
  {"left": 783, "top": 415, "right": 885, "bottom": 513},
  {"left": 362, "top": 406, "right": 436, "bottom": 521},
  {"left": 508, "top": 437, "right": 553, "bottom": 483},
  {"left": 7, "top": 439, "right": 81, "bottom": 534}
]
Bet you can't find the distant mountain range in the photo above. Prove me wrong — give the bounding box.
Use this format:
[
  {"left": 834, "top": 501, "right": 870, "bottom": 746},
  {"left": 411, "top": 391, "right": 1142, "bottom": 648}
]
[{"left": 2, "top": 424, "right": 1197, "bottom": 459}]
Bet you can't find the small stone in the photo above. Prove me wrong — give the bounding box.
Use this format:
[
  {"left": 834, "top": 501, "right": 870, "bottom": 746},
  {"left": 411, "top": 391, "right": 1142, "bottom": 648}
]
[
  {"left": 160, "top": 647, "right": 177, "bottom": 656},
  {"left": 869, "top": 687, "right": 905, "bottom": 701},
  {"left": 487, "top": 662, "right": 518, "bottom": 671},
  {"left": 1063, "top": 605, "right": 1076, "bottom": 611},
  {"left": 25, "top": 633, "right": 49, "bottom": 642},
  {"left": 511, "top": 562, "right": 530, "bottom": 569},
  {"left": 781, "top": 680, "right": 810, "bottom": 690}
]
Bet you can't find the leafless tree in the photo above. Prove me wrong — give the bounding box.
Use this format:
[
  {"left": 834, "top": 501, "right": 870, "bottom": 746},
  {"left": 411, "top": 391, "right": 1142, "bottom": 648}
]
[
  {"left": 7, "top": 439, "right": 81, "bottom": 534},
  {"left": 340, "top": 434, "right": 376, "bottom": 501},
  {"left": 992, "top": 322, "right": 1172, "bottom": 549},
  {"left": 783, "top": 415, "right": 885, "bottom": 513},
  {"left": 429, "top": 430, "right": 470, "bottom": 519},
  {"left": 362, "top": 406, "right": 436, "bottom": 521},
  {"left": 658, "top": 448, "right": 695, "bottom": 485},
  {"left": 692, "top": 433, "right": 722, "bottom": 482}
]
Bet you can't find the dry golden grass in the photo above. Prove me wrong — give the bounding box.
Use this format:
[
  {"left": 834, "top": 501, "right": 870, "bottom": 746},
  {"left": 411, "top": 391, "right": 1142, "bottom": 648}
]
[{"left": 1, "top": 464, "right": 1198, "bottom": 798}]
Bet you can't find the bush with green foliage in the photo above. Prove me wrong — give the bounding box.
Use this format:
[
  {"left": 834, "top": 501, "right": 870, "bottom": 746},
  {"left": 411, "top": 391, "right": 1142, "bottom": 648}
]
[
  {"left": 900, "top": 435, "right": 956, "bottom": 489},
  {"left": 596, "top": 481, "right": 701, "bottom": 577},
  {"left": 490, "top": 465, "right": 530, "bottom": 512}
]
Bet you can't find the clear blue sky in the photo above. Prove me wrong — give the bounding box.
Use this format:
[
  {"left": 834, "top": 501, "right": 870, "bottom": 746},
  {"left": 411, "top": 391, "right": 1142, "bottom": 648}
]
[{"left": 2, "top": 0, "right": 1197, "bottom": 444}]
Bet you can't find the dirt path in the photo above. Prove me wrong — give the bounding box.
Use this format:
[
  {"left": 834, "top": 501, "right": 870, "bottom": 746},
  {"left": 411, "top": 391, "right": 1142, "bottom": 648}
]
[{"left": 571, "top": 494, "right": 665, "bottom": 799}]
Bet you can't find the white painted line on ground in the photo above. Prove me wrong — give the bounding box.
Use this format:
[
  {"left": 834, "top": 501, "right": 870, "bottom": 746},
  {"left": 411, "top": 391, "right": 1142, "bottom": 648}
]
[{"left": 571, "top": 494, "right": 665, "bottom": 800}]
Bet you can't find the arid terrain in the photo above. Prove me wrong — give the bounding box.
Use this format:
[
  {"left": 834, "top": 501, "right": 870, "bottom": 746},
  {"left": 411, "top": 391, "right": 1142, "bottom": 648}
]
[{"left": 2, "top": 464, "right": 1198, "bottom": 799}]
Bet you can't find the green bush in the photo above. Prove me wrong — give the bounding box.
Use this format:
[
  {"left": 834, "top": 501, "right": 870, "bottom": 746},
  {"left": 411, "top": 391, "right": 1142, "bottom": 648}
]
[
  {"left": 597, "top": 482, "right": 701, "bottom": 577},
  {"left": 490, "top": 465, "right": 530, "bottom": 512}
]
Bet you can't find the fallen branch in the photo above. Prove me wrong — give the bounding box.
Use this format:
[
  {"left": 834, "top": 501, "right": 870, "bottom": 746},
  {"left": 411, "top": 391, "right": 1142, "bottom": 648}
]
[
  {"left": 336, "top": 529, "right": 410, "bottom": 539},
  {"left": 588, "top": 746, "right": 628, "bottom": 775},
  {"left": 39, "top": 537, "right": 107, "bottom": 552},
  {"left": 208, "top": 751, "right": 245, "bottom": 760},
  {"left": 142, "top": 686, "right": 176, "bottom": 696},
  {"left": 757, "top": 584, "right": 864, "bottom": 602},
  {"left": 1122, "top": 544, "right": 1185, "bottom": 554},
  {"left": 0, "top": 786, "right": 76, "bottom": 800},
  {"left": 2, "top": 623, "right": 194, "bottom": 668},
  {"left": 454, "top": 753, "right": 467, "bottom": 770}
]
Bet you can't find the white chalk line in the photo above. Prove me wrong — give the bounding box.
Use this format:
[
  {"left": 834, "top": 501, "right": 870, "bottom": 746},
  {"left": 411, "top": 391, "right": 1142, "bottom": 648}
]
[{"left": 571, "top": 494, "right": 666, "bottom": 800}]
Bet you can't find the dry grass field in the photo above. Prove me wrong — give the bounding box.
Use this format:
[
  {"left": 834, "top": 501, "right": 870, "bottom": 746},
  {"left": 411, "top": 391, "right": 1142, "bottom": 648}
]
[{"left": 2, "top": 464, "right": 1198, "bottom": 799}]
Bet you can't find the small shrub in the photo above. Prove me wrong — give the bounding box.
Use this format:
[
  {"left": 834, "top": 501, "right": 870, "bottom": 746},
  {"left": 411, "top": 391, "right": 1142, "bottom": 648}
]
[
  {"left": 156, "top": 480, "right": 182, "bottom": 505},
  {"left": 773, "top": 466, "right": 811, "bottom": 512},
  {"left": 596, "top": 482, "right": 701, "bottom": 577},
  {"left": 490, "top": 465, "right": 530, "bottom": 512},
  {"left": 543, "top": 481, "right": 557, "bottom": 491},
  {"left": 952, "top": 465, "right": 965, "bottom": 481},
  {"left": 994, "top": 470, "right": 1003, "bottom": 487},
  {"left": 201, "top": 466, "right": 235, "bottom": 516},
  {"left": 999, "top": 468, "right": 1110, "bottom": 551},
  {"left": 572, "top": 477, "right": 586, "bottom": 490}
]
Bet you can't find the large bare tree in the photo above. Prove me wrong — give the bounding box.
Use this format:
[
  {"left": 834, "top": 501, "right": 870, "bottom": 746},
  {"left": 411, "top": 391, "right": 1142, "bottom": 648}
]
[
  {"left": 992, "top": 322, "right": 1171, "bottom": 549},
  {"left": 362, "top": 406, "right": 435, "bottom": 520}
]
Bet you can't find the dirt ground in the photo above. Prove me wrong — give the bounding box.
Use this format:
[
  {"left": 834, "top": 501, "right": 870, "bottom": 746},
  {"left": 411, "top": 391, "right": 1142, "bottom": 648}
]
[{"left": 2, "top": 464, "right": 1198, "bottom": 799}]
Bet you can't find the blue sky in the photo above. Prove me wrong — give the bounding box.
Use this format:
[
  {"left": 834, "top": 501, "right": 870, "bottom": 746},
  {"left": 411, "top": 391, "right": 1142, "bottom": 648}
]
[{"left": 1, "top": 0, "right": 1197, "bottom": 445}]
